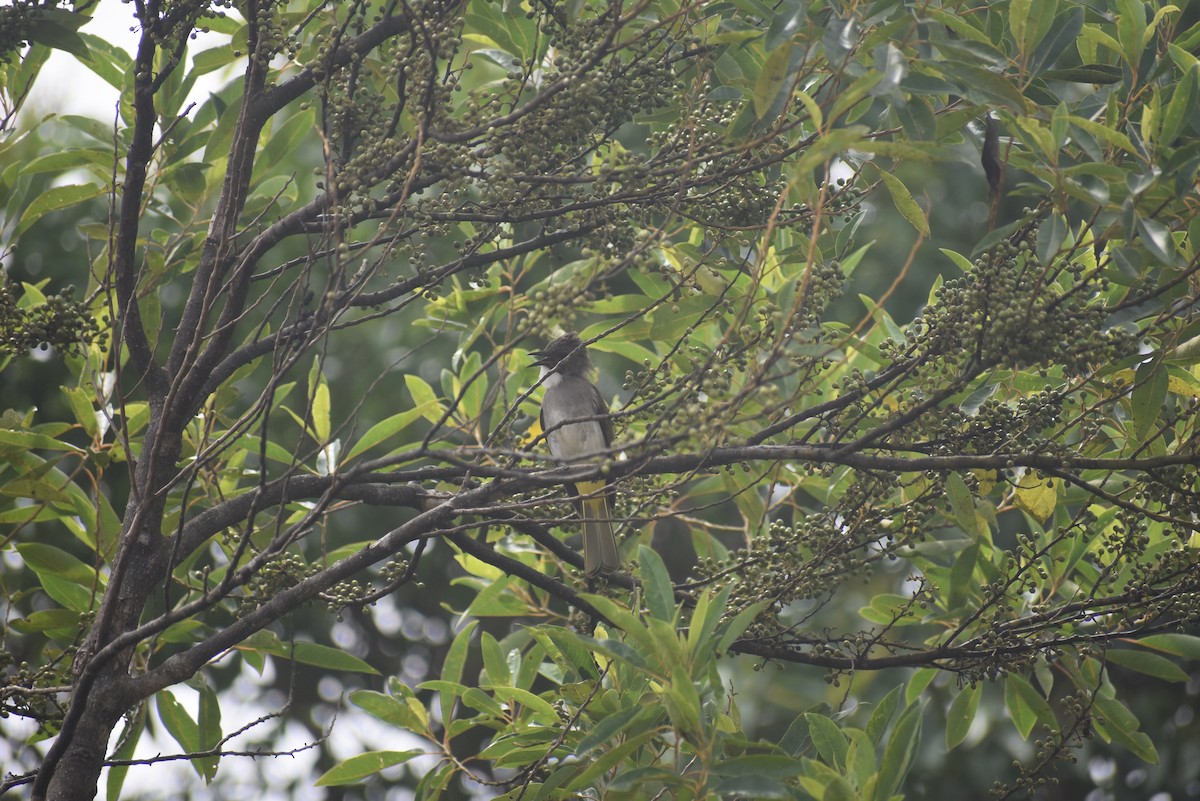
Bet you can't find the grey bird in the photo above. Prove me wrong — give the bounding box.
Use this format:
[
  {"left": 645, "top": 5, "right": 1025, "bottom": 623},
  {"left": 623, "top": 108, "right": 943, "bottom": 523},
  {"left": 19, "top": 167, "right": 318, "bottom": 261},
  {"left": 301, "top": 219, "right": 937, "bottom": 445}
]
[{"left": 531, "top": 333, "right": 621, "bottom": 576}]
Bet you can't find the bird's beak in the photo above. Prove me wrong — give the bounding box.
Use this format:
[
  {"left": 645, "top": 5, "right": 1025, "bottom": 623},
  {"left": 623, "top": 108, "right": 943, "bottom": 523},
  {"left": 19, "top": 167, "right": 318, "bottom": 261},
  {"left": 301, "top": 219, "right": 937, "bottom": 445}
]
[{"left": 530, "top": 349, "right": 550, "bottom": 367}]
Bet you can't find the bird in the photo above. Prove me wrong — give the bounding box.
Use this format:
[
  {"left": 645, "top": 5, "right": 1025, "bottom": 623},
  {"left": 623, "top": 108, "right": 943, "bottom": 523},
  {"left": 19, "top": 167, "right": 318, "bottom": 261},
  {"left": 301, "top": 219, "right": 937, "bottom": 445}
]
[{"left": 531, "top": 332, "right": 621, "bottom": 576}]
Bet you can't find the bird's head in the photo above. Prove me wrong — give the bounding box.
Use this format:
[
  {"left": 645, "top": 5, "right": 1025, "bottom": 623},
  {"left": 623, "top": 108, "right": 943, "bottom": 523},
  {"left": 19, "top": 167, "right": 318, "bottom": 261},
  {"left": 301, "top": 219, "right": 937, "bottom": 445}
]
[{"left": 531, "top": 332, "right": 592, "bottom": 376}]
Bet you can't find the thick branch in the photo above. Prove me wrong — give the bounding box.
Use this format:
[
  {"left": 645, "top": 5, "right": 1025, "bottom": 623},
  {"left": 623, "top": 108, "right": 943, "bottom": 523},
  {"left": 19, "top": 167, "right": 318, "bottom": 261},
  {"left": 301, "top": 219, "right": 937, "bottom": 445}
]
[{"left": 112, "top": 28, "right": 168, "bottom": 396}]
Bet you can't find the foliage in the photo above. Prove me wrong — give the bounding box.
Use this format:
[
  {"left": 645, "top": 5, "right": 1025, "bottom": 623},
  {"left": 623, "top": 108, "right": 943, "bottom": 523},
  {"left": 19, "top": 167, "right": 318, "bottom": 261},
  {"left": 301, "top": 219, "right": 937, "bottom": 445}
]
[{"left": 1, "top": 0, "right": 1200, "bottom": 799}]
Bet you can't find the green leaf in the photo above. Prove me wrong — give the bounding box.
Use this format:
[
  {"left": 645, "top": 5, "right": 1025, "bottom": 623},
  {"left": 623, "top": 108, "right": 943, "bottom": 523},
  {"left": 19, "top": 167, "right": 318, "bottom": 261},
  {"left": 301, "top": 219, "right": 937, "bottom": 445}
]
[
  {"left": 1135, "top": 633, "right": 1200, "bottom": 660},
  {"left": 106, "top": 705, "right": 146, "bottom": 801},
  {"left": 866, "top": 685, "right": 903, "bottom": 746},
  {"left": 196, "top": 682, "right": 221, "bottom": 781},
  {"left": 1093, "top": 694, "right": 1158, "bottom": 763},
  {"left": 9, "top": 609, "right": 81, "bottom": 638},
  {"left": 156, "top": 690, "right": 200, "bottom": 756},
  {"left": 879, "top": 171, "right": 929, "bottom": 237},
  {"left": 464, "top": 0, "right": 536, "bottom": 59},
  {"left": 1105, "top": 648, "right": 1189, "bottom": 682},
  {"left": 1010, "top": 0, "right": 1032, "bottom": 54},
  {"left": 663, "top": 663, "right": 703, "bottom": 738},
  {"left": 16, "top": 543, "right": 103, "bottom": 588},
  {"left": 637, "top": 544, "right": 675, "bottom": 622},
  {"left": 1037, "top": 213, "right": 1067, "bottom": 266},
  {"left": 581, "top": 594, "right": 659, "bottom": 655},
  {"left": 1003, "top": 673, "right": 1056, "bottom": 740},
  {"left": 875, "top": 701, "right": 922, "bottom": 801},
  {"left": 947, "top": 544, "right": 979, "bottom": 610},
  {"left": 291, "top": 642, "right": 378, "bottom": 674},
  {"left": 576, "top": 704, "right": 656, "bottom": 754},
  {"left": 754, "top": 42, "right": 794, "bottom": 119},
  {"left": 488, "top": 686, "right": 559, "bottom": 725},
  {"left": 16, "top": 183, "right": 106, "bottom": 236},
  {"left": 766, "top": 0, "right": 806, "bottom": 50},
  {"left": 939, "top": 248, "right": 974, "bottom": 273},
  {"left": 19, "top": 147, "right": 111, "bottom": 178},
  {"left": 1114, "top": 0, "right": 1147, "bottom": 68},
  {"left": 24, "top": 9, "right": 89, "bottom": 57},
  {"left": 825, "top": 775, "right": 858, "bottom": 801},
  {"left": 404, "top": 373, "right": 440, "bottom": 410},
  {"left": 714, "top": 775, "right": 794, "bottom": 799},
  {"left": 345, "top": 400, "right": 441, "bottom": 460},
  {"left": 717, "top": 754, "right": 807, "bottom": 778},
  {"left": 715, "top": 600, "right": 767, "bottom": 654},
  {"left": 535, "top": 627, "right": 601, "bottom": 680},
  {"left": 315, "top": 750, "right": 423, "bottom": 786},
  {"left": 460, "top": 574, "right": 528, "bottom": 616},
  {"left": 236, "top": 631, "right": 378, "bottom": 674},
  {"left": 461, "top": 687, "right": 506, "bottom": 718},
  {"left": 481, "top": 631, "right": 512, "bottom": 686},
  {"left": 946, "top": 683, "right": 981, "bottom": 749},
  {"left": 688, "top": 585, "right": 732, "bottom": 655},
  {"left": 945, "top": 472, "right": 978, "bottom": 537},
  {"left": 258, "top": 108, "right": 316, "bottom": 173},
  {"left": 439, "top": 620, "right": 477, "bottom": 724},
  {"left": 309, "top": 360, "right": 331, "bottom": 442},
  {"left": 943, "top": 63, "right": 1027, "bottom": 110},
  {"left": 905, "top": 668, "right": 936, "bottom": 706},
  {"left": 563, "top": 730, "right": 657, "bottom": 792},
  {"left": 860, "top": 593, "right": 917, "bottom": 626},
  {"left": 1138, "top": 217, "right": 1178, "bottom": 266},
  {"left": 351, "top": 689, "right": 430, "bottom": 732},
  {"left": 1030, "top": 8, "right": 1084, "bottom": 74},
  {"left": 165, "top": 162, "right": 209, "bottom": 205},
  {"left": 805, "top": 713, "right": 848, "bottom": 769},
  {"left": 1132, "top": 359, "right": 1168, "bottom": 442},
  {"left": 1159, "top": 64, "right": 1198, "bottom": 145},
  {"left": 1069, "top": 115, "right": 1137, "bottom": 155}
]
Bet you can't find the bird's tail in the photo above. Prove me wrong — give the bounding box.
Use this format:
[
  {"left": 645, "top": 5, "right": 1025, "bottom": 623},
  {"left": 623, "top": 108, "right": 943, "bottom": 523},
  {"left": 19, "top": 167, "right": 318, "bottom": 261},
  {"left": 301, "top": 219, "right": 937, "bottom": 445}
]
[{"left": 578, "top": 481, "right": 620, "bottom": 576}]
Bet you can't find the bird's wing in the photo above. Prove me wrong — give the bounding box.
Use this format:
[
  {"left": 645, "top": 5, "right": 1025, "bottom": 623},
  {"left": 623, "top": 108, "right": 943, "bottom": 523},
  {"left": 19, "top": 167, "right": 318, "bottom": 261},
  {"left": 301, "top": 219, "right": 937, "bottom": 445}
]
[{"left": 591, "top": 382, "right": 613, "bottom": 447}]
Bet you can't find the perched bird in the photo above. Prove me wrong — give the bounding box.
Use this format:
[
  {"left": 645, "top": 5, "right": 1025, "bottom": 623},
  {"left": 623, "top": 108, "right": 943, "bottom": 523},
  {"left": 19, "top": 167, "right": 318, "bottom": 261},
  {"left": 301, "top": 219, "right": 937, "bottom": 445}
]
[{"left": 531, "top": 333, "right": 621, "bottom": 576}]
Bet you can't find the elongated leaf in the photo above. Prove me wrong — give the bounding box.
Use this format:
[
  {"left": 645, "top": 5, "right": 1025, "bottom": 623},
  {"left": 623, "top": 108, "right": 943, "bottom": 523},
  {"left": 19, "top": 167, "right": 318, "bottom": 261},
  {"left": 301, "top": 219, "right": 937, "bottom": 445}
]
[
  {"left": 481, "top": 631, "right": 511, "bottom": 686},
  {"left": 577, "top": 705, "right": 651, "bottom": 754},
  {"left": 946, "top": 472, "right": 978, "bottom": 536},
  {"left": 755, "top": 42, "right": 794, "bottom": 119},
  {"left": 316, "top": 750, "right": 423, "bottom": 786},
  {"left": 439, "top": 620, "right": 478, "bottom": 724},
  {"left": 879, "top": 171, "right": 929, "bottom": 236},
  {"left": 235, "top": 631, "right": 378, "bottom": 674},
  {"left": 156, "top": 690, "right": 200, "bottom": 756},
  {"left": 946, "top": 683, "right": 981, "bottom": 748},
  {"left": 866, "top": 685, "right": 903, "bottom": 745},
  {"left": 1093, "top": 695, "right": 1158, "bottom": 763},
  {"left": 1105, "top": 648, "right": 1189, "bottom": 682},
  {"left": 107, "top": 704, "right": 146, "bottom": 800},
  {"left": 196, "top": 683, "right": 221, "bottom": 781},
  {"left": 16, "top": 542, "right": 102, "bottom": 587},
  {"left": 716, "top": 600, "right": 767, "bottom": 654},
  {"left": 345, "top": 400, "right": 440, "bottom": 460},
  {"left": 715, "top": 775, "right": 794, "bottom": 798},
  {"left": 637, "top": 545, "right": 675, "bottom": 623},
  {"left": 1136, "top": 633, "right": 1200, "bottom": 660},
  {"left": 351, "top": 689, "right": 431, "bottom": 732},
  {"left": 292, "top": 642, "right": 378, "bottom": 674},
  {"left": 16, "top": 183, "right": 107, "bottom": 236},
  {"left": 805, "top": 713, "right": 848, "bottom": 768},
  {"left": 874, "top": 701, "right": 922, "bottom": 801},
  {"left": 688, "top": 584, "right": 732, "bottom": 654}
]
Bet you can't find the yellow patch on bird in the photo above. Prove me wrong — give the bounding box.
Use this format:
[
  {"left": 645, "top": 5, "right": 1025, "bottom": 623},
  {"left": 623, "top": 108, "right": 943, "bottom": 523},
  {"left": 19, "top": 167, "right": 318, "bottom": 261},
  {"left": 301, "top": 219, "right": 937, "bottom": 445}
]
[
  {"left": 521, "top": 418, "right": 543, "bottom": 448},
  {"left": 576, "top": 480, "right": 606, "bottom": 499}
]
